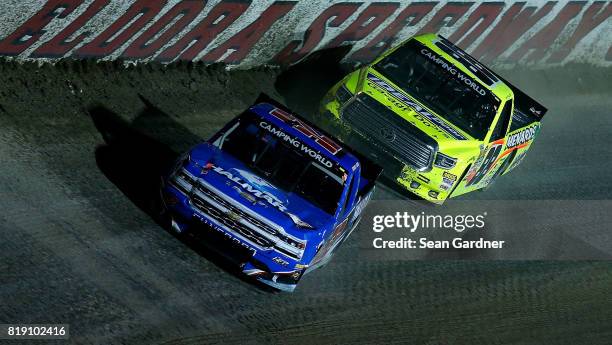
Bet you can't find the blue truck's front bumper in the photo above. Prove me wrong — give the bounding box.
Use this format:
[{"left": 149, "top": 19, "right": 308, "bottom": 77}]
[{"left": 161, "top": 181, "right": 305, "bottom": 292}]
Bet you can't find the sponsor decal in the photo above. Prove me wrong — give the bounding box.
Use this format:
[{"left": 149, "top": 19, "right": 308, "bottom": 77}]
[
  {"left": 367, "top": 74, "right": 467, "bottom": 140},
  {"left": 411, "top": 112, "right": 451, "bottom": 139},
  {"left": 259, "top": 120, "right": 335, "bottom": 168},
  {"left": 212, "top": 164, "right": 314, "bottom": 230},
  {"left": 259, "top": 121, "right": 301, "bottom": 148},
  {"left": 440, "top": 180, "right": 451, "bottom": 191},
  {"left": 365, "top": 89, "right": 451, "bottom": 139},
  {"left": 440, "top": 172, "right": 457, "bottom": 191},
  {"left": 195, "top": 214, "right": 257, "bottom": 255},
  {"left": 530, "top": 107, "right": 542, "bottom": 116},
  {"left": 443, "top": 171, "right": 457, "bottom": 182},
  {"left": 330, "top": 219, "right": 349, "bottom": 246},
  {"left": 272, "top": 256, "right": 289, "bottom": 266},
  {"left": 212, "top": 165, "right": 287, "bottom": 212},
  {"left": 506, "top": 125, "right": 537, "bottom": 149},
  {"left": 417, "top": 174, "right": 431, "bottom": 183},
  {"left": 420, "top": 48, "right": 487, "bottom": 96},
  {"left": 466, "top": 140, "right": 504, "bottom": 186},
  {"left": 268, "top": 107, "right": 342, "bottom": 155},
  {"left": 352, "top": 190, "right": 373, "bottom": 223},
  {"left": 400, "top": 165, "right": 417, "bottom": 181}
]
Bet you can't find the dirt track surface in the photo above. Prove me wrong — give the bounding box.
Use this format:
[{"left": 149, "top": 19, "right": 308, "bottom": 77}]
[{"left": 1, "top": 57, "right": 611, "bottom": 345}]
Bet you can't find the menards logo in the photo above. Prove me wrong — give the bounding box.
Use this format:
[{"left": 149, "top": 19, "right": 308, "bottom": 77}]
[{"left": 506, "top": 126, "right": 537, "bottom": 149}]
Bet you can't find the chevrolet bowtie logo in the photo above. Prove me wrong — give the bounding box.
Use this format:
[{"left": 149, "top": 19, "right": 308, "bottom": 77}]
[{"left": 226, "top": 210, "right": 241, "bottom": 222}]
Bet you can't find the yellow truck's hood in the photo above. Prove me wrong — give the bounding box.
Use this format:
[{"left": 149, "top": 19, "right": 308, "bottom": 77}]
[{"left": 360, "top": 68, "right": 479, "bottom": 152}]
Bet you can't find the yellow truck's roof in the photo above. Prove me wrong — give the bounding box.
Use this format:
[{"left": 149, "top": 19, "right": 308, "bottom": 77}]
[{"left": 400, "top": 33, "right": 514, "bottom": 102}]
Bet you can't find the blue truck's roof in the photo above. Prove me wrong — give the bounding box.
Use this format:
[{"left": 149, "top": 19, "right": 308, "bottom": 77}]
[{"left": 248, "top": 102, "right": 360, "bottom": 175}]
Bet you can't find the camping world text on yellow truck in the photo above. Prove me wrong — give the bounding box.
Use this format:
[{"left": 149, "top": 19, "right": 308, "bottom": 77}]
[{"left": 320, "top": 33, "right": 547, "bottom": 204}]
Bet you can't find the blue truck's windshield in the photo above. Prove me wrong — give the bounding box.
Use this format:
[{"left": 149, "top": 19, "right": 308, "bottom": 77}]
[
  {"left": 374, "top": 40, "right": 500, "bottom": 140},
  {"left": 216, "top": 115, "right": 345, "bottom": 215}
]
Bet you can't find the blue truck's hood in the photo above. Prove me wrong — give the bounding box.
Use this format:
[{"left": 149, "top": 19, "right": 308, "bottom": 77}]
[{"left": 189, "top": 143, "right": 334, "bottom": 236}]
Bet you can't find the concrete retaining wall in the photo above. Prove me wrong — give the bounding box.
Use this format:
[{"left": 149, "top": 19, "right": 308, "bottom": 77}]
[{"left": 0, "top": 0, "right": 610, "bottom": 67}]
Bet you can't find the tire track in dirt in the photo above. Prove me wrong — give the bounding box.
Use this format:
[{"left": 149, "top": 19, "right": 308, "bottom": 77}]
[{"left": 0, "top": 59, "right": 611, "bottom": 344}]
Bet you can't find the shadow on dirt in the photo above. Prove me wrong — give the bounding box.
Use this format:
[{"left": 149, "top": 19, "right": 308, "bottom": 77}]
[
  {"left": 274, "top": 45, "right": 354, "bottom": 118},
  {"left": 274, "top": 46, "right": 423, "bottom": 201},
  {"left": 90, "top": 99, "right": 182, "bottom": 218},
  {"left": 89, "top": 97, "right": 277, "bottom": 293}
]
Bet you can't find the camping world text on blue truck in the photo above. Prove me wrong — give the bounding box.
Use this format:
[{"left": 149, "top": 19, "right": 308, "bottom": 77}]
[{"left": 161, "top": 98, "right": 381, "bottom": 291}]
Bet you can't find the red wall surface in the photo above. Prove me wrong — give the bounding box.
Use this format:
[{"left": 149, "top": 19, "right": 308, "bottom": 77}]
[{"left": 0, "top": 0, "right": 610, "bottom": 67}]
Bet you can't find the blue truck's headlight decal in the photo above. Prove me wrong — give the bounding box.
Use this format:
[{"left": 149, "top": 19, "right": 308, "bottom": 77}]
[{"left": 434, "top": 152, "right": 457, "bottom": 170}]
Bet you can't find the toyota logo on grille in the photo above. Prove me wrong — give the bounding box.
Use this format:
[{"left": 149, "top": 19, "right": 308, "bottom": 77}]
[{"left": 379, "top": 126, "right": 396, "bottom": 142}]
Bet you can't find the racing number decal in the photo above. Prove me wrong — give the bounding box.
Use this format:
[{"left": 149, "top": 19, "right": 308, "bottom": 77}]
[
  {"left": 270, "top": 108, "right": 342, "bottom": 155},
  {"left": 313, "top": 220, "right": 346, "bottom": 263},
  {"left": 331, "top": 218, "right": 349, "bottom": 243},
  {"left": 466, "top": 143, "right": 503, "bottom": 186}
]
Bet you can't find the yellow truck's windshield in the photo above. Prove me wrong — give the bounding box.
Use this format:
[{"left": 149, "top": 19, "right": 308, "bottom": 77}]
[{"left": 373, "top": 40, "right": 500, "bottom": 140}]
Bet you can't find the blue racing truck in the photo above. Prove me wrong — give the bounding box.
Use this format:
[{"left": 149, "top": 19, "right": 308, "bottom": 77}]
[{"left": 161, "top": 97, "right": 381, "bottom": 291}]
